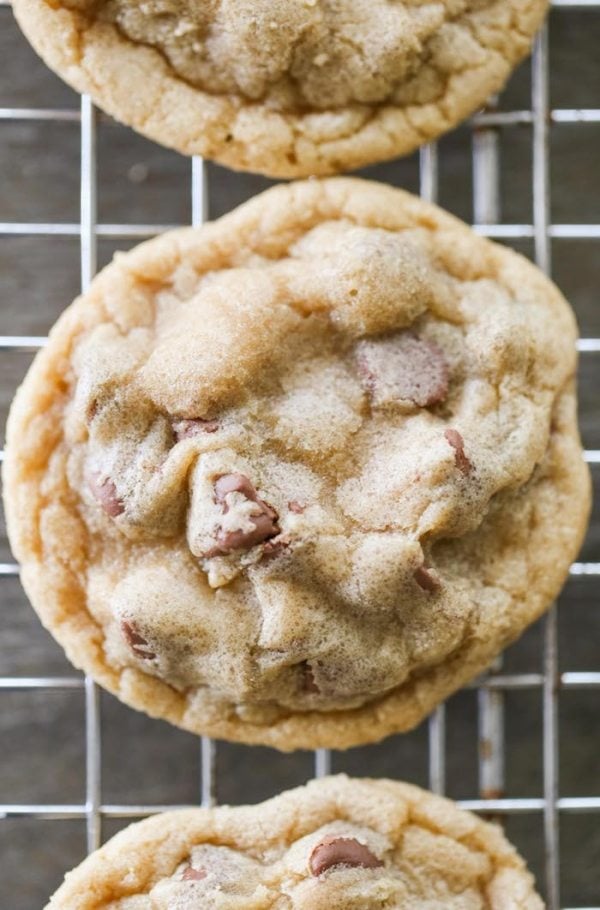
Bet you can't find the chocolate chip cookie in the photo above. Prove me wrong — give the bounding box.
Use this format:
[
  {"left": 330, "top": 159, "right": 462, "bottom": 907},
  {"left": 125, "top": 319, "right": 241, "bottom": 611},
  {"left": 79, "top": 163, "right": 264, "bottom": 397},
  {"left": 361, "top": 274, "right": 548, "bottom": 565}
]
[
  {"left": 13, "top": 0, "right": 548, "bottom": 177},
  {"left": 4, "top": 178, "right": 590, "bottom": 750},
  {"left": 45, "top": 775, "right": 543, "bottom": 909}
]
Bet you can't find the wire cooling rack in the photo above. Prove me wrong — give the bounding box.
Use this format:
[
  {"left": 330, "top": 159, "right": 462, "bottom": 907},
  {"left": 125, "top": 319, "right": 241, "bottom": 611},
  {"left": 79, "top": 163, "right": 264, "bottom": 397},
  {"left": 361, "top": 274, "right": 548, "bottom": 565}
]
[{"left": 0, "top": 2, "right": 598, "bottom": 908}]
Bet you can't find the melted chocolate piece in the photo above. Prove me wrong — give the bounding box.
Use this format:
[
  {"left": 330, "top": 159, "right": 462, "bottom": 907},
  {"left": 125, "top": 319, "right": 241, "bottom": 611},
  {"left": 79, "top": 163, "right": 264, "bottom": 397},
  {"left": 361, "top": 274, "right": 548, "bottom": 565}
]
[
  {"left": 121, "top": 621, "right": 156, "bottom": 660},
  {"left": 181, "top": 866, "right": 207, "bottom": 882},
  {"left": 444, "top": 428, "right": 472, "bottom": 475},
  {"left": 309, "top": 836, "right": 383, "bottom": 876},
  {"left": 88, "top": 472, "right": 124, "bottom": 517},
  {"left": 299, "top": 660, "right": 320, "bottom": 694},
  {"left": 357, "top": 332, "right": 449, "bottom": 408},
  {"left": 204, "top": 474, "right": 280, "bottom": 556}
]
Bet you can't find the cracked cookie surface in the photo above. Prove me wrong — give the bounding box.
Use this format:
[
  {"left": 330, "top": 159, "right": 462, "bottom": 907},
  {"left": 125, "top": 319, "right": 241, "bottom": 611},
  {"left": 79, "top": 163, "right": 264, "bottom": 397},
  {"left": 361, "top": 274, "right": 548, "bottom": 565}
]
[
  {"left": 3, "top": 178, "right": 590, "bottom": 750},
  {"left": 13, "top": 0, "right": 548, "bottom": 176},
  {"left": 45, "top": 775, "right": 544, "bottom": 909}
]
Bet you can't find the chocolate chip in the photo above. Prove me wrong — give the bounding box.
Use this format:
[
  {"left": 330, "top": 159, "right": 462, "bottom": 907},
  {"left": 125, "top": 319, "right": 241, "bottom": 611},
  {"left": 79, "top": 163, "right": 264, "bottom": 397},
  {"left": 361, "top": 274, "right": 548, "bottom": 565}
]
[
  {"left": 216, "top": 514, "right": 279, "bottom": 553},
  {"left": 203, "top": 473, "right": 280, "bottom": 557},
  {"left": 288, "top": 500, "right": 305, "bottom": 514},
  {"left": 444, "top": 428, "right": 472, "bottom": 475},
  {"left": 356, "top": 332, "right": 448, "bottom": 408},
  {"left": 414, "top": 565, "right": 441, "bottom": 593},
  {"left": 214, "top": 473, "right": 260, "bottom": 504},
  {"left": 300, "top": 660, "right": 320, "bottom": 694},
  {"left": 309, "top": 837, "right": 383, "bottom": 877},
  {"left": 121, "top": 621, "right": 156, "bottom": 660},
  {"left": 173, "top": 418, "right": 219, "bottom": 440},
  {"left": 182, "top": 866, "right": 207, "bottom": 881},
  {"left": 88, "top": 472, "right": 124, "bottom": 517}
]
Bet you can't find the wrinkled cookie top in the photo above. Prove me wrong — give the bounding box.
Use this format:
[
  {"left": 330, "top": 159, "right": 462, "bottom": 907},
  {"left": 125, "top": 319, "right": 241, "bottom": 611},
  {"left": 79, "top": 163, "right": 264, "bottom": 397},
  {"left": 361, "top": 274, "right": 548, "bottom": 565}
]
[
  {"left": 14, "top": 0, "right": 548, "bottom": 175},
  {"left": 58, "top": 0, "right": 537, "bottom": 111},
  {"left": 147, "top": 823, "right": 469, "bottom": 909},
  {"left": 7, "top": 179, "right": 582, "bottom": 748},
  {"left": 51, "top": 178, "right": 577, "bottom": 725},
  {"left": 46, "top": 776, "right": 543, "bottom": 909}
]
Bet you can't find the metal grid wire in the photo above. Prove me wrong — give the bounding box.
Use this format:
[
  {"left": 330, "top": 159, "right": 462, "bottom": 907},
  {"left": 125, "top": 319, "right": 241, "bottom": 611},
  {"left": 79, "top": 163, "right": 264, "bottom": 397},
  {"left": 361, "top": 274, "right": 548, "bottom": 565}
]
[{"left": 0, "top": 2, "right": 599, "bottom": 908}]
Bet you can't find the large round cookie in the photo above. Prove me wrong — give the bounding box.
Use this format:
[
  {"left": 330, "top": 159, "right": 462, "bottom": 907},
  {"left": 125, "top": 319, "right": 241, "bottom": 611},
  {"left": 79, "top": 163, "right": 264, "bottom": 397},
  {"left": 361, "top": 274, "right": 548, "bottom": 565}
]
[
  {"left": 45, "top": 775, "right": 543, "bottom": 909},
  {"left": 4, "top": 178, "right": 590, "bottom": 750},
  {"left": 13, "top": 0, "right": 548, "bottom": 177}
]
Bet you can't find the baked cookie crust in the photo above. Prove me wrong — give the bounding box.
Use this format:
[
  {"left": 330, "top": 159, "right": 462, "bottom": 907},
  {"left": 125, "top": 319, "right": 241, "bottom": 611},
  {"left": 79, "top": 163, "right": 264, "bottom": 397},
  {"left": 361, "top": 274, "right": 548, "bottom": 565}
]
[
  {"left": 3, "top": 178, "right": 590, "bottom": 751},
  {"left": 45, "top": 775, "right": 543, "bottom": 909},
  {"left": 13, "top": 0, "right": 548, "bottom": 177}
]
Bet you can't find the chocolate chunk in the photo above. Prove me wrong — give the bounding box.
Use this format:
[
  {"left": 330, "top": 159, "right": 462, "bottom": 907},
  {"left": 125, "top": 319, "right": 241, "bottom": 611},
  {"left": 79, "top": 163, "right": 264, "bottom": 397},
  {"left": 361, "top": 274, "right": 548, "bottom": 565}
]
[
  {"left": 88, "top": 472, "right": 124, "bottom": 517},
  {"left": 204, "top": 473, "right": 280, "bottom": 557},
  {"left": 356, "top": 332, "right": 448, "bottom": 408},
  {"left": 214, "top": 473, "right": 261, "bottom": 504},
  {"left": 300, "top": 660, "right": 320, "bottom": 694},
  {"left": 414, "top": 565, "right": 441, "bottom": 593},
  {"left": 309, "top": 837, "right": 383, "bottom": 877},
  {"left": 121, "top": 621, "right": 156, "bottom": 660},
  {"left": 444, "top": 428, "right": 472, "bottom": 475},
  {"left": 173, "top": 418, "right": 219, "bottom": 440},
  {"left": 182, "top": 866, "right": 207, "bottom": 882},
  {"left": 216, "top": 514, "right": 279, "bottom": 553}
]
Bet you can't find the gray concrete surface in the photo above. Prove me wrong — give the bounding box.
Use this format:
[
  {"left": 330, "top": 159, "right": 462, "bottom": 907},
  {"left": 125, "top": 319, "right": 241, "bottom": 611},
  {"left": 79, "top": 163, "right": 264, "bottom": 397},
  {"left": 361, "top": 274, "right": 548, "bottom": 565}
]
[{"left": 0, "top": 6, "right": 598, "bottom": 907}]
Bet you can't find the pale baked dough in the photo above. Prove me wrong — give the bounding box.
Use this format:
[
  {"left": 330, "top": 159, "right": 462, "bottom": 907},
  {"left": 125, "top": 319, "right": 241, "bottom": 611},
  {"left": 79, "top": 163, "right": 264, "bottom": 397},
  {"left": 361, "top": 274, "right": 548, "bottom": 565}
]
[
  {"left": 13, "top": 0, "right": 548, "bottom": 176},
  {"left": 45, "top": 775, "right": 544, "bottom": 909},
  {"left": 3, "top": 178, "right": 590, "bottom": 750}
]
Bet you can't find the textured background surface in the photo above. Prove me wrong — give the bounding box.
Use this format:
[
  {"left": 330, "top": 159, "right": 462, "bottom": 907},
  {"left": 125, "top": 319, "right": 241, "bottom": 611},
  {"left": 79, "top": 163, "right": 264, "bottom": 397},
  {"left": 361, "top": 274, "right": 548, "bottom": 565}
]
[{"left": 0, "top": 5, "right": 598, "bottom": 908}]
